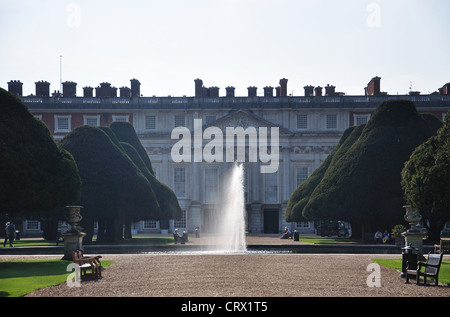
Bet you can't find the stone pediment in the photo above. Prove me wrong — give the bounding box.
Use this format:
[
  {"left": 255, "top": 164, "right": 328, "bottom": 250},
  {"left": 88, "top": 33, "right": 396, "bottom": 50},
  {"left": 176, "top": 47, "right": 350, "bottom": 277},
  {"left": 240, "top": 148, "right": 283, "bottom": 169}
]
[{"left": 204, "top": 110, "right": 291, "bottom": 135}]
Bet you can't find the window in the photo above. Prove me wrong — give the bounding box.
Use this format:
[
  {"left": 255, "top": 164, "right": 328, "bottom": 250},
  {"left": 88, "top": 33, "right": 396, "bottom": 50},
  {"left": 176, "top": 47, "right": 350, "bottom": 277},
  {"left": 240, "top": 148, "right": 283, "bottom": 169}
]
[
  {"left": 296, "top": 222, "right": 310, "bottom": 229},
  {"left": 296, "top": 114, "right": 307, "bottom": 130},
  {"left": 174, "top": 167, "right": 186, "bottom": 197},
  {"left": 174, "top": 115, "right": 186, "bottom": 127},
  {"left": 204, "top": 168, "right": 218, "bottom": 203},
  {"left": 174, "top": 210, "right": 187, "bottom": 229},
  {"left": 83, "top": 115, "right": 100, "bottom": 127},
  {"left": 296, "top": 167, "right": 309, "bottom": 187},
  {"left": 326, "top": 114, "right": 337, "bottom": 130},
  {"left": 145, "top": 115, "right": 156, "bottom": 130},
  {"left": 205, "top": 115, "right": 216, "bottom": 125},
  {"left": 26, "top": 220, "right": 40, "bottom": 231},
  {"left": 112, "top": 115, "right": 129, "bottom": 122},
  {"left": 354, "top": 114, "right": 370, "bottom": 126},
  {"left": 54, "top": 115, "right": 72, "bottom": 133},
  {"left": 264, "top": 172, "right": 278, "bottom": 203},
  {"left": 143, "top": 220, "right": 157, "bottom": 229}
]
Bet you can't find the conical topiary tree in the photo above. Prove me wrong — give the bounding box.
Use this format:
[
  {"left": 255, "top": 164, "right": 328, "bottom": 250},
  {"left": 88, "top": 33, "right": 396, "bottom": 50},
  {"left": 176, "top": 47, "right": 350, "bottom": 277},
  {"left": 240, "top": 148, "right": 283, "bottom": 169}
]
[
  {"left": 0, "top": 88, "right": 81, "bottom": 221},
  {"left": 285, "top": 124, "right": 364, "bottom": 222},
  {"left": 59, "top": 125, "right": 160, "bottom": 242},
  {"left": 299, "top": 100, "right": 437, "bottom": 238},
  {"left": 109, "top": 122, "right": 182, "bottom": 229}
]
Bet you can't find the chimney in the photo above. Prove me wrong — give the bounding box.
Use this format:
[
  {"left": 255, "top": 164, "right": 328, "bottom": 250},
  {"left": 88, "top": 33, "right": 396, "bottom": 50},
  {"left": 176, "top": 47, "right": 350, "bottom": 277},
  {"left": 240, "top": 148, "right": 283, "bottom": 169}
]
[
  {"left": 442, "top": 83, "right": 450, "bottom": 95},
  {"left": 225, "top": 86, "right": 235, "bottom": 97},
  {"left": 62, "top": 81, "right": 77, "bottom": 97},
  {"left": 120, "top": 87, "right": 131, "bottom": 98},
  {"left": 209, "top": 86, "right": 219, "bottom": 98},
  {"left": 130, "top": 79, "right": 141, "bottom": 97},
  {"left": 279, "top": 78, "right": 288, "bottom": 97},
  {"left": 83, "top": 86, "right": 94, "bottom": 97},
  {"left": 314, "top": 86, "right": 323, "bottom": 97},
  {"left": 194, "top": 78, "right": 203, "bottom": 97},
  {"left": 111, "top": 86, "right": 117, "bottom": 98},
  {"left": 35, "top": 80, "right": 50, "bottom": 97},
  {"left": 325, "top": 84, "right": 336, "bottom": 96},
  {"left": 98, "top": 82, "right": 112, "bottom": 98},
  {"left": 263, "top": 86, "right": 274, "bottom": 97},
  {"left": 366, "top": 76, "right": 381, "bottom": 96},
  {"left": 247, "top": 86, "right": 257, "bottom": 97},
  {"left": 7, "top": 80, "right": 23, "bottom": 96},
  {"left": 304, "top": 85, "right": 314, "bottom": 97}
]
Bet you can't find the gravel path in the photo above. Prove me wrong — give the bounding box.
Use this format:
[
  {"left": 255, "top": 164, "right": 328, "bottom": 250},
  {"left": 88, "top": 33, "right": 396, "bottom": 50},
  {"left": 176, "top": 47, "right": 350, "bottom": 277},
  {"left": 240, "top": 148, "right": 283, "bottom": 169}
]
[{"left": 2, "top": 235, "right": 449, "bottom": 298}]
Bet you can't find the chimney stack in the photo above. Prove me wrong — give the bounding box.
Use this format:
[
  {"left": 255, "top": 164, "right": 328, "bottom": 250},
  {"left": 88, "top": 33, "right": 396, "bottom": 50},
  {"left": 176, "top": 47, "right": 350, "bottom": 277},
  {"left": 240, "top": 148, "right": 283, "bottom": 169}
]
[
  {"left": 225, "top": 86, "right": 235, "bottom": 97},
  {"left": 62, "top": 81, "right": 77, "bottom": 97},
  {"left": 366, "top": 76, "right": 381, "bottom": 96},
  {"left": 247, "top": 86, "right": 257, "bottom": 97},
  {"left": 304, "top": 85, "right": 314, "bottom": 97},
  {"left": 325, "top": 84, "right": 336, "bottom": 96},
  {"left": 83, "top": 86, "right": 94, "bottom": 97},
  {"left": 279, "top": 78, "right": 288, "bottom": 97},
  {"left": 263, "top": 86, "right": 274, "bottom": 97},
  {"left": 314, "top": 86, "right": 323, "bottom": 97},
  {"left": 208, "top": 86, "right": 220, "bottom": 98},
  {"left": 120, "top": 87, "right": 131, "bottom": 98},
  {"left": 7, "top": 80, "right": 23, "bottom": 96},
  {"left": 275, "top": 86, "right": 280, "bottom": 97},
  {"left": 130, "top": 79, "right": 141, "bottom": 97},
  {"left": 35, "top": 80, "right": 50, "bottom": 97},
  {"left": 194, "top": 78, "right": 203, "bottom": 97}
]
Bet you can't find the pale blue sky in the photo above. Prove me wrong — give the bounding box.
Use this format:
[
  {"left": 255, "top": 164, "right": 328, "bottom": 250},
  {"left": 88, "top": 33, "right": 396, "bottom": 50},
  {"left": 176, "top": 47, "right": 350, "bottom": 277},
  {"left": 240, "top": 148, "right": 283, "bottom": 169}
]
[{"left": 1, "top": 0, "right": 449, "bottom": 97}]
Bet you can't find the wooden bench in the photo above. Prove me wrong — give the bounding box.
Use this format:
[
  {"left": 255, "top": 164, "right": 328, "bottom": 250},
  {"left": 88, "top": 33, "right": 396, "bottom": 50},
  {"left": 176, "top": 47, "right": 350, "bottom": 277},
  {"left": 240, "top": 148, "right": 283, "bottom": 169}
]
[
  {"left": 72, "top": 250, "right": 102, "bottom": 280},
  {"left": 434, "top": 238, "right": 450, "bottom": 254},
  {"left": 405, "top": 252, "right": 444, "bottom": 286}
]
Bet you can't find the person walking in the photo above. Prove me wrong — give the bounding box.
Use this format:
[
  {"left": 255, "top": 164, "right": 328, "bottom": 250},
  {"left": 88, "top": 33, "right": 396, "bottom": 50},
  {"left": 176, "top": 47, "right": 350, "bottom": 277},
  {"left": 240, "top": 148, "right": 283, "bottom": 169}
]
[{"left": 3, "top": 222, "right": 16, "bottom": 247}]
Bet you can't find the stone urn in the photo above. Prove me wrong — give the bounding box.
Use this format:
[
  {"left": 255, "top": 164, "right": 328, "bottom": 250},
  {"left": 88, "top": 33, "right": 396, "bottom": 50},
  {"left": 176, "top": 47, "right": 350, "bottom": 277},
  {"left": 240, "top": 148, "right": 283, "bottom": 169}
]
[
  {"left": 403, "top": 205, "right": 422, "bottom": 232},
  {"left": 65, "top": 206, "right": 83, "bottom": 233}
]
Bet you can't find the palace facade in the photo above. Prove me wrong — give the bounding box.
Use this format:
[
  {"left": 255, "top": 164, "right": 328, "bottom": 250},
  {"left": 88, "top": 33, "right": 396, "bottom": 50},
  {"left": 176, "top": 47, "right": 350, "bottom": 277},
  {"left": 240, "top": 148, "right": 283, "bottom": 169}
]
[{"left": 5, "top": 77, "right": 450, "bottom": 236}]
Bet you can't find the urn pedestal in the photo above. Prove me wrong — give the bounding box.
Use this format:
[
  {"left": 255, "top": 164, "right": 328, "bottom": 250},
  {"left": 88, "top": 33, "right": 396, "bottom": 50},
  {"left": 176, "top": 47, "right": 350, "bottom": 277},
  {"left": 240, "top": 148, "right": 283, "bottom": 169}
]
[
  {"left": 61, "top": 206, "right": 85, "bottom": 261},
  {"left": 401, "top": 205, "right": 427, "bottom": 261}
]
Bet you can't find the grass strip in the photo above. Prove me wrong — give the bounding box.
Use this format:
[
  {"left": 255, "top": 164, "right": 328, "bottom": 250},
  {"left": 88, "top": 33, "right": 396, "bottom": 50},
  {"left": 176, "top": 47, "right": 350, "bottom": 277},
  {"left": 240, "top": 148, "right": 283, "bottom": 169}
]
[{"left": 0, "top": 259, "right": 114, "bottom": 297}]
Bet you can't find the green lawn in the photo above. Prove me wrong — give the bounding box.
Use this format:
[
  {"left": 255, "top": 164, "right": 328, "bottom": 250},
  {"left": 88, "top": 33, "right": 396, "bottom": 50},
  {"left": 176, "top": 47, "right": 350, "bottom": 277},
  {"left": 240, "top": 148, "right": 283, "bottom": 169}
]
[
  {"left": 373, "top": 258, "right": 450, "bottom": 285},
  {"left": 0, "top": 236, "right": 175, "bottom": 247},
  {"left": 299, "top": 236, "right": 360, "bottom": 244},
  {"left": 0, "top": 259, "right": 114, "bottom": 297}
]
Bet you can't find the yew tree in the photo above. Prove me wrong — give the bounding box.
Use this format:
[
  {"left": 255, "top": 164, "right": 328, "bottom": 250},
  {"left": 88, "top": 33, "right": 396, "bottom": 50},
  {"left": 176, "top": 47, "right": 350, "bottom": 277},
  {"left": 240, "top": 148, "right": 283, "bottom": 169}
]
[{"left": 0, "top": 88, "right": 81, "bottom": 220}]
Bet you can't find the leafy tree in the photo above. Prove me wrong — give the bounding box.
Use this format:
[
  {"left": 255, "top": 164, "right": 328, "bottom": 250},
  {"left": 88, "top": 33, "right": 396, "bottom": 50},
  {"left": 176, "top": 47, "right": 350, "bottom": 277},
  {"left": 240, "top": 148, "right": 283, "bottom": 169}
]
[
  {"left": 294, "top": 100, "right": 437, "bottom": 238},
  {"left": 401, "top": 110, "right": 450, "bottom": 242},
  {"left": 109, "top": 122, "right": 182, "bottom": 229},
  {"left": 0, "top": 88, "right": 81, "bottom": 221},
  {"left": 59, "top": 125, "right": 160, "bottom": 242}
]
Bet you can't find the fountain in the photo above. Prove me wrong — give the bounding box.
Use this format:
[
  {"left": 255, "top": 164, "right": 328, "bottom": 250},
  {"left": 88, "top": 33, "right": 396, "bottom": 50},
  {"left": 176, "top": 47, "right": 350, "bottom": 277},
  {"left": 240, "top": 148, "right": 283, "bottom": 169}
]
[{"left": 211, "top": 163, "right": 247, "bottom": 253}]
